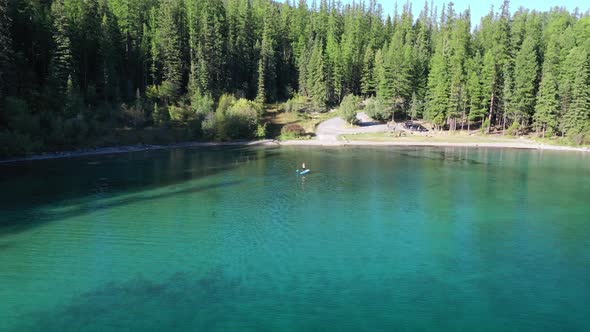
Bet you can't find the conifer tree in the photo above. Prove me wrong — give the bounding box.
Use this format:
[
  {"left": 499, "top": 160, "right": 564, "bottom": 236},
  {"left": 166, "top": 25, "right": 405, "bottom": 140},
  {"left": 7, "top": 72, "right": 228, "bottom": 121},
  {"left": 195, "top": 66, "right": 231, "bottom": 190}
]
[
  {"left": 534, "top": 70, "right": 559, "bottom": 137},
  {"left": 360, "top": 47, "right": 375, "bottom": 97},
  {"left": 561, "top": 47, "right": 590, "bottom": 139},
  {"left": 158, "top": 0, "right": 184, "bottom": 99},
  {"left": 512, "top": 36, "right": 539, "bottom": 126},
  {"left": 306, "top": 38, "right": 329, "bottom": 108},
  {"left": 0, "top": 0, "right": 12, "bottom": 105},
  {"left": 256, "top": 6, "right": 277, "bottom": 104},
  {"left": 425, "top": 40, "right": 449, "bottom": 128},
  {"left": 466, "top": 56, "right": 485, "bottom": 128},
  {"left": 48, "top": 0, "right": 74, "bottom": 108}
]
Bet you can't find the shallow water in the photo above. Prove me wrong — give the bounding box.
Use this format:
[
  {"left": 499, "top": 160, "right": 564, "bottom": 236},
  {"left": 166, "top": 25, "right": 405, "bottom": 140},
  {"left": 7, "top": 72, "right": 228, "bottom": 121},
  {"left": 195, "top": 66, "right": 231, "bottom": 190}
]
[{"left": 1, "top": 146, "right": 589, "bottom": 331}]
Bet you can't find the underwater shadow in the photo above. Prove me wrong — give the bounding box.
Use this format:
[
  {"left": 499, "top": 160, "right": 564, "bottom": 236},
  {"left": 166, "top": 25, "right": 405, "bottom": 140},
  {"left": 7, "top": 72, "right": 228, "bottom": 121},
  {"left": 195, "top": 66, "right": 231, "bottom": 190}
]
[{"left": 16, "top": 268, "right": 258, "bottom": 332}]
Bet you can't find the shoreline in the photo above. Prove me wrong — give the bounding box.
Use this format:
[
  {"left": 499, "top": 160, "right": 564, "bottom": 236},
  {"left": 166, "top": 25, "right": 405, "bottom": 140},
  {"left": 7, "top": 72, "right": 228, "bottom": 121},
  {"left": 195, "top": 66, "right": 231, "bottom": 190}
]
[
  {"left": 1, "top": 138, "right": 588, "bottom": 164},
  {"left": 0, "top": 140, "right": 280, "bottom": 164},
  {"left": 281, "top": 139, "right": 590, "bottom": 152}
]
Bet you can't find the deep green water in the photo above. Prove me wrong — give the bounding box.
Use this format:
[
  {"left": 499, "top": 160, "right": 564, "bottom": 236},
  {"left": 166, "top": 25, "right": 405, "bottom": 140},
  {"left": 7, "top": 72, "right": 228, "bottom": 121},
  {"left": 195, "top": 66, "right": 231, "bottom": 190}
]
[{"left": 1, "top": 146, "right": 589, "bottom": 331}]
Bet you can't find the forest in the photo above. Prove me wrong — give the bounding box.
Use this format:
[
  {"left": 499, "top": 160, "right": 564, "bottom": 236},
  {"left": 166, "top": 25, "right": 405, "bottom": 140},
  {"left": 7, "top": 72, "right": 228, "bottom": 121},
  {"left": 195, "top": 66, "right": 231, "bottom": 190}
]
[{"left": 1, "top": 0, "right": 590, "bottom": 156}]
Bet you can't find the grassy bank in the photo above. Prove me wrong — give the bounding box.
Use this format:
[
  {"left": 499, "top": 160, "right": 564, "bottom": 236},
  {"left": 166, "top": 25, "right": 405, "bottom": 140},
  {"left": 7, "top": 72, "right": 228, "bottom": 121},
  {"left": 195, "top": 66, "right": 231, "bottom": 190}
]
[{"left": 264, "top": 108, "right": 338, "bottom": 140}]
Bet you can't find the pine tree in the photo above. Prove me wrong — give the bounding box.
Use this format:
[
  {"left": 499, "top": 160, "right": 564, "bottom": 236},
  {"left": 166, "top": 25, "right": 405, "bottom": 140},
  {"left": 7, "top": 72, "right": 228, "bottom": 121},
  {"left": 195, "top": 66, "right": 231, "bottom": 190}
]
[
  {"left": 256, "top": 7, "right": 277, "bottom": 104},
  {"left": 99, "top": 3, "right": 124, "bottom": 102},
  {"left": 512, "top": 36, "right": 539, "bottom": 126},
  {"left": 49, "top": 0, "right": 74, "bottom": 108},
  {"left": 360, "top": 47, "right": 375, "bottom": 97},
  {"left": 306, "top": 38, "right": 329, "bottom": 108},
  {"left": 534, "top": 70, "right": 559, "bottom": 137},
  {"left": 0, "top": 0, "right": 13, "bottom": 106},
  {"left": 157, "top": 0, "right": 185, "bottom": 99},
  {"left": 481, "top": 50, "right": 496, "bottom": 131},
  {"left": 466, "top": 56, "right": 485, "bottom": 128},
  {"left": 561, "top": 47, "right": 590, "bottom": 139},
  {"left": 425, "top": 40, "right": 449, "bottom": 128},
  {"left": 193, "top": 0, "right": 227, "bottom": 96}
]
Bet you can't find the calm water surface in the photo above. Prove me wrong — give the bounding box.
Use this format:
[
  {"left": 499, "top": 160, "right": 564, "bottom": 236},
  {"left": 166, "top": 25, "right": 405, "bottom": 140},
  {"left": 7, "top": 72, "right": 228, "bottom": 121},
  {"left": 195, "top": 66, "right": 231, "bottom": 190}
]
[{"left": 1, "top": 146, "right": 589, "bottom": 331}]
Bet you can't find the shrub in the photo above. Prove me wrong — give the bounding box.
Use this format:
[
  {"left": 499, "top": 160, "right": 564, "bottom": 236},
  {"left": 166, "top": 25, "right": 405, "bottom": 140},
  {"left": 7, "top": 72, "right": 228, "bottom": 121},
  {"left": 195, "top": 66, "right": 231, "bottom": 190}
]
[
  {"left": 506, "top": 121, "right": 521, "bottom": 136},
  {"left": 256, "top": 123, "right": 268, "bottom": 138},
  {"left": 364, "top": 97, "right": 394, "bottom": 122},
  {"left": 281, "top": 123, "right": 305, "bottom": 139},
  {"left": 168, "top": 104, "right": 190, "bottom": 122},
  {"left": 146, "top": 85, "right": 160, "bottom": 102},
  {"left": 282, "top": 95, "right": 310, "bottom": 113},
  {"left": 201, "top": 112, "right": 217, "bottom": 139},
  {"left": 225, "top": 99, "right": 260, "bottom": 139},
  {"left": 481, "top": 118, "right": 490, "bottom": 133},
  {"left": 159, "top": 80, "right": 179, "bottom": 102},
  {"left": 216, "top": 94, "right": 237, "bottom": 115},
  {"left": 63, "top": 116, "right": 89, "bottom": 143},
  {"left": 152, "top": 103, "right": 168, "bottom": 125},
  {"left": 191, "top": 92, "right": 214, "bottom": 118},
  {"left": 121, "top": 103, "right": 146, "bottom": 128},
  {"left": 4, "top": 97, "right": 40, "bottom": 134},
  {"left": 339, "top": 94, "right": 360, "bottom": 124},
  {"left": 567, "top": 127, "right": 590, "bottom": 145},
  {"left": 0, "top": 130, "right": 41, "bottom": 157}
]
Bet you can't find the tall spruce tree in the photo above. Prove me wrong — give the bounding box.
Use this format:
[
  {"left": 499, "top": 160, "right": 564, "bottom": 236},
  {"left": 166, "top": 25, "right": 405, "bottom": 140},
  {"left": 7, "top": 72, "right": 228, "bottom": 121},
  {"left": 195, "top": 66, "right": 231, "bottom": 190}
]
[
  {"left": 48, "top": 0, "right": 74, "bottom": 109},
  {"left": 561, "top": 47, "right": 590, "bottom": 139},
  {"left": 158, "top": 0, "right": 184, "bottom": 100},
  {"left": 306, "top": 38, "right": 329, "bottom": 108},
  {"left": 534, "top": 70, "right": 559, "bottom": 137},
  {"left": 512, "top": 36, "right": 539, "bottom": 126},
  {"left": 0, "top": 0, "right": 12, "bottom": 108},
  {"left": 256, "top": 8, "right": 277, "bottom": 104}
]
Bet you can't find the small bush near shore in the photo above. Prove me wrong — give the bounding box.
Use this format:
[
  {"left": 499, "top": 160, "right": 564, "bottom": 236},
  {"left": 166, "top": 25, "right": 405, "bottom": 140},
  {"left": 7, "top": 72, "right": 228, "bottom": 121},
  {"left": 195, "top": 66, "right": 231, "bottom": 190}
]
[
  {"left": 339, "top": 94, "right": 360, "bottom": 124},
  {"left": 364, "top": 98, "right": 393, "bottom": 122},
  {"left": 281, "top": 124, "right": 306, "bottom": 140}
]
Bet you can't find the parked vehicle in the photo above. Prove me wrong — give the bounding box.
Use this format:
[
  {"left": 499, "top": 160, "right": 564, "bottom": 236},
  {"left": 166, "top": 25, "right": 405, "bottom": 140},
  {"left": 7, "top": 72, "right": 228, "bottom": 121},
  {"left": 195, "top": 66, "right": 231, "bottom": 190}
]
[{"left": 403, "top": 121, "right": 429, "bottom": 132}]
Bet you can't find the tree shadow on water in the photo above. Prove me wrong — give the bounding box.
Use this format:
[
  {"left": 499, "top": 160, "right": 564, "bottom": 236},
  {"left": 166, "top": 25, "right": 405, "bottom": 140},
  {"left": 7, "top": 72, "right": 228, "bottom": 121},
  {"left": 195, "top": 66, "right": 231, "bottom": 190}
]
[
  {"left": 0, "top": 146, "right": 279, "bottom": 236},
  {"left": 0, "top": 180, "right": 243, "bottom": 237}
]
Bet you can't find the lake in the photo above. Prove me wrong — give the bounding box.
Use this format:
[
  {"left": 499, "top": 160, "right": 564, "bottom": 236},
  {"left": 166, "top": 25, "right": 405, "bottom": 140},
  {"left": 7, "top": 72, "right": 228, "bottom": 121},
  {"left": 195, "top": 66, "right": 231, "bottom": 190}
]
[{"left": 1, "top": 146, "right": 589, "bottom": 331}]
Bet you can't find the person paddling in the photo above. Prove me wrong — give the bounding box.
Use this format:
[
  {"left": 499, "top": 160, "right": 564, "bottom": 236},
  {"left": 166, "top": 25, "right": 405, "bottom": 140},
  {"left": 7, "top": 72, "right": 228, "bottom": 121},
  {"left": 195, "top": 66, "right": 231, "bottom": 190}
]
[{"left": 301, "top": 162, "right": 306, "bottom": 170}]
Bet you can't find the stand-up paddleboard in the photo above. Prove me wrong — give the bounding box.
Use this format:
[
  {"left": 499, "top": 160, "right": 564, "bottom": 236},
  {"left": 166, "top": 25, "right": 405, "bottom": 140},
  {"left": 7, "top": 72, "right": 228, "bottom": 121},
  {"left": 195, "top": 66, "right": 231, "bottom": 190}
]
[{"left": 297, "top": 169, "right": 311, "bottom": 175}]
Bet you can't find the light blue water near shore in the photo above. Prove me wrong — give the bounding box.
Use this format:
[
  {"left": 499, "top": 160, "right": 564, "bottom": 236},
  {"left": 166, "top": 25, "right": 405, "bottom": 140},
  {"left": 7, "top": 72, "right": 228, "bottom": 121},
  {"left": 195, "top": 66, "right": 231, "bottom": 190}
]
[{"left": 1, "top": 146, "right": 589, "bottom": 331}]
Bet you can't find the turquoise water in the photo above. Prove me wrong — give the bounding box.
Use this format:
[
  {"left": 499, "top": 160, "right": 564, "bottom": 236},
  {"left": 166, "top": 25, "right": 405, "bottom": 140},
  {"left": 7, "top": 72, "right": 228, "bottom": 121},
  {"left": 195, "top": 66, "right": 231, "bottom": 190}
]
[{"left": 1, "top": 146, "right": 589, "bottom": 331}]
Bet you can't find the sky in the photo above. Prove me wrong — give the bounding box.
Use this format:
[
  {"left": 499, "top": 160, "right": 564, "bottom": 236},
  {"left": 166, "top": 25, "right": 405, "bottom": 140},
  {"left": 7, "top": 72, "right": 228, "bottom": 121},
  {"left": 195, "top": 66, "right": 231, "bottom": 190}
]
[{"left": 343, "top": 0, "right": 590, "bottom": 27}]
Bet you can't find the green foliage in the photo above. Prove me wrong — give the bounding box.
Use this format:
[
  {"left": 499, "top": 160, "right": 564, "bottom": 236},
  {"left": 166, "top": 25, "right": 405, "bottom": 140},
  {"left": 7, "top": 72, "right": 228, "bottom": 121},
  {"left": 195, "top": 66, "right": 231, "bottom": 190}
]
[
  {"left": 282, "top": 95, "right": 312, "bottom": 113},
  {"left": 512, "top": 36, "right": 539, "bottom": 124},
  {"left": 534, "top": 70, "right": 559, "bottom": 137},
  {"left": 190, "top": 92, "right": 214, "bottom": 118},
  {"left": 224, "top": 98, "right": 261, "bottom": 139},
  {"left": 0, "top": 0, "right": 12, "bottom": 102},
  {"left": 168, "top": 104, "right": 191, "bottom": 122},
  {"left": 121, "top": 103, "right": 146, "bottom": 128},
  {"left": 505, "top": 121, "right": 521, "bottom": 136},
  {"left": 339, "top": 94, "right": 360, "bottom": 125},
  {"left": 4, "top": 97, "right": 40, "bottom": 134},
  {"left": 561, "top": 47, "right": 590, "bottom": 140},
  {"left": 200, "top": 112, "right": 217, "bottom": 140},
  {"left": 256, "top": 123, "right": 267, "bottom": 139},
  {"left": 481, "top": 119, "right": 491, "bottom": 133},
  {"left": 364, "top": 98, "right": 393, "bottom": 122},
  {"left": 152, "top": 103, "right": 167, "bottom": 125},
  {"left": 0, "top": 130, "right": 41, "bottom": 157}
]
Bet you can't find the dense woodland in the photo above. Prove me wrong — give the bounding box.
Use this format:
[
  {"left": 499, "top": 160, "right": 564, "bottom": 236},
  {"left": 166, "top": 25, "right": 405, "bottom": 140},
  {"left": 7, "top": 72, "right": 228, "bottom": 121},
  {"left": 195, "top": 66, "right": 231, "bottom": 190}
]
[{"left": 1, "top": 0, "right": 590, "bottom": 156}]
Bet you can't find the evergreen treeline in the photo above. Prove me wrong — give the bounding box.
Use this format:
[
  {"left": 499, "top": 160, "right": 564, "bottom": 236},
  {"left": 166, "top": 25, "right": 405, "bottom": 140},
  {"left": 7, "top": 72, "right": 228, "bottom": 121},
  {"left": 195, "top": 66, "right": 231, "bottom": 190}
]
[{"left": 1, "top": 0, "right": 590, "bottom": 156}]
